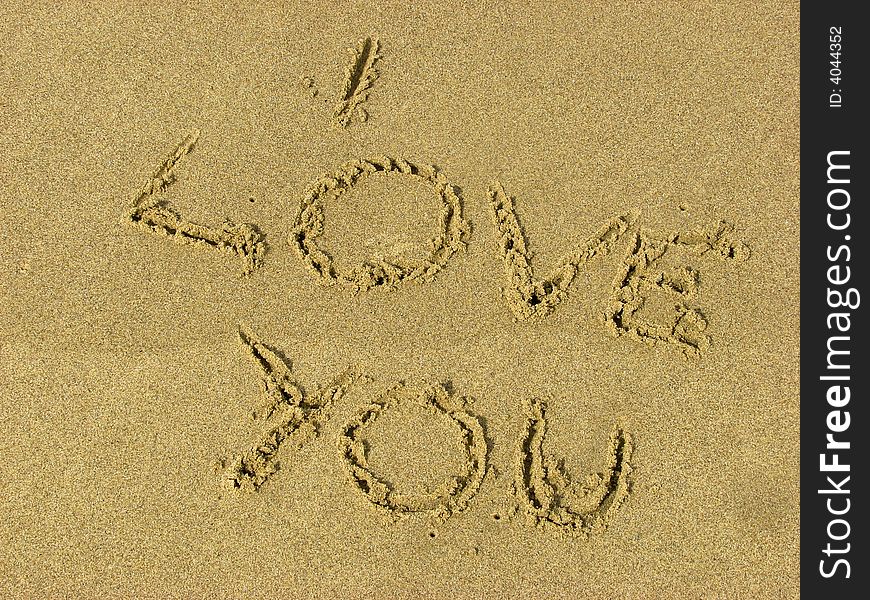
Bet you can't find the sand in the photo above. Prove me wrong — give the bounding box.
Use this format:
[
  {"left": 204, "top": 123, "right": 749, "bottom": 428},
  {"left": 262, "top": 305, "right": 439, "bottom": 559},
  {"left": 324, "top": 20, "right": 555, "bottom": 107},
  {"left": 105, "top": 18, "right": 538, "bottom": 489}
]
[{"left": 0, "top": 1, "right": 800, "bottom": 598}]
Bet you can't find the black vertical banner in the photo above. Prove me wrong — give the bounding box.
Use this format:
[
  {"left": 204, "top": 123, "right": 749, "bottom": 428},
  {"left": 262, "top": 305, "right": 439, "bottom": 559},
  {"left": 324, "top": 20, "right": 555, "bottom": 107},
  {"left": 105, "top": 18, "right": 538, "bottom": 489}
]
[{"left": 802, "top": 2, "right": 868, "bottom": 596}]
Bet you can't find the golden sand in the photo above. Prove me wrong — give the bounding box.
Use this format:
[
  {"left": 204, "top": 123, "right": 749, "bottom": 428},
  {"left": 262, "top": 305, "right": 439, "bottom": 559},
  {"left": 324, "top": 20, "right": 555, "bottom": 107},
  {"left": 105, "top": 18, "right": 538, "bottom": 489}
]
[{"left": 0, "top": 1, "right": 799, "bottom": 597}]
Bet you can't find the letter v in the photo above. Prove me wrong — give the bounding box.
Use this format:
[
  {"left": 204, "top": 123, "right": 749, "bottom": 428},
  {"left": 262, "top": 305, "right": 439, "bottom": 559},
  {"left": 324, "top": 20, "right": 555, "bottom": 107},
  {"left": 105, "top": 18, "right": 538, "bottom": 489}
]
[
  {"left": 126, "top": 130, "right": 266, "bottom": 274},
  {"left": 488, "top": 182, "right": 634, "bottom": 319}
]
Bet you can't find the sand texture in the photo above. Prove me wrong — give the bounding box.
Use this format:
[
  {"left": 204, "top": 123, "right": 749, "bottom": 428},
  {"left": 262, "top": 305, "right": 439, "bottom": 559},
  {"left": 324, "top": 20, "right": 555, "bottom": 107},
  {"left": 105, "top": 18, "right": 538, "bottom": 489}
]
[{"left": 0, "top": 1, "right": 799, "bottom": 598}]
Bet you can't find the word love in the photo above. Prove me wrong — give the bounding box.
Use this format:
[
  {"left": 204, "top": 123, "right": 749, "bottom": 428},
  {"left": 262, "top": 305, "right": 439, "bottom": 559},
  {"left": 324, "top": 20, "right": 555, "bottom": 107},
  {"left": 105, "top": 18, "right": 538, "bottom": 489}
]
[
  {"left": 126, "top": 132, "right": 750, "bottom": 356},
  {"left": 222, "top": 327, "right": 632, "bottom": 537}
]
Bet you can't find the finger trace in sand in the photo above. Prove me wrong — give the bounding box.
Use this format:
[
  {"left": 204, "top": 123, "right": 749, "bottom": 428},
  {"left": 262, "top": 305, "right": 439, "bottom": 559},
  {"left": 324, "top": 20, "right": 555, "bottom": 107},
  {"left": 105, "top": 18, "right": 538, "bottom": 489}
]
[
  {"left": 225, "top": 325, "right": 364, "bottom": 491},
  {"left": 515, "top": 398, "right": 632, "bottom": 537},
  {"left": 301, "top": 75, "right": 319, "bottom": 98},
  {"left": 339, "top": 382, "right": 488, "bottom": 523},
  {"left": 602, "top": 221, "right": 750, "bottom": 357},
  {"left": 126, "top": 131, "right": 266, "bottom": 275},
  {"left": 488, "top": 181, "right": 634, "bottom": 320},
  {"left": 333, "top": 36, "right": 381, "bottom": 127},
  {"left": 290, "top": 157, "right": 469, "bottom": 291}
]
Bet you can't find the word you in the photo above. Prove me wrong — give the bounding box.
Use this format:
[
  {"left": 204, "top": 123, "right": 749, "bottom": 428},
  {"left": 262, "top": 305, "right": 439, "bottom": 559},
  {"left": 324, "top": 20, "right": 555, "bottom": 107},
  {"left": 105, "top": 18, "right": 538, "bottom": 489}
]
[{"left": 222, "top": 327, "right": 632, "bottom": 537}]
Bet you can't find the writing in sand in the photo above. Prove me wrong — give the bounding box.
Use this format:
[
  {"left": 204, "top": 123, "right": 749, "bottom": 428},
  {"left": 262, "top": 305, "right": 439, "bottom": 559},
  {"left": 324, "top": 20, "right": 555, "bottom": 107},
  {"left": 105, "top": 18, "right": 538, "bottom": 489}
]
[{"left": 126, "top": 132, "right": 749, "bottom": 359}]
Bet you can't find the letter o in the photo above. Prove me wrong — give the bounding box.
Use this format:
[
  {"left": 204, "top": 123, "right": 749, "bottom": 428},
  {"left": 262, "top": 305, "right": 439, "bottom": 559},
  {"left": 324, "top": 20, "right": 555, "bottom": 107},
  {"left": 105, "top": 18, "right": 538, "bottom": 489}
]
[
  {"left": 827, "top": 188, "right": 851, "bottom": 210},
  {"left": 338, "top": 382, "right": 487, "bottom": 521},
  {"left": 827, "top": 518, "right": 850, "bottom": 541},
  {"left": 290, "top": 157, "right": 468, "bottom": 291}
]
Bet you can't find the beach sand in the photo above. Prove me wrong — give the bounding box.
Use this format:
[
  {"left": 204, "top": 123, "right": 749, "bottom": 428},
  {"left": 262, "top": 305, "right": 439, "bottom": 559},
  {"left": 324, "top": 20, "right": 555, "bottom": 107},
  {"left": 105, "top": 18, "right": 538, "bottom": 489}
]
[{"left": 0, "top": 1, "right": 799, "bottom": 598}]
